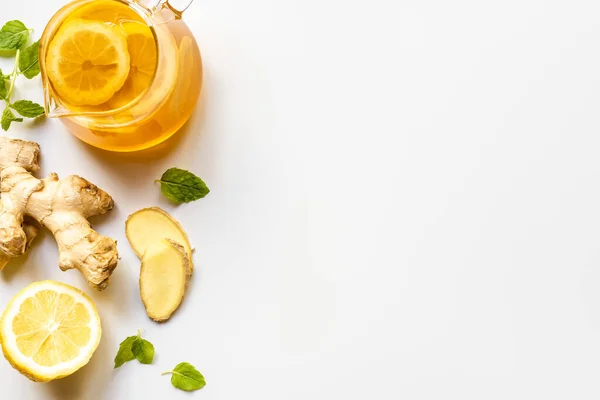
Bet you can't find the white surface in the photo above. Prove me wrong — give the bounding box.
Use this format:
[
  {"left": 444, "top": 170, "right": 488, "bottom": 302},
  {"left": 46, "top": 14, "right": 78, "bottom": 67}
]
[{"left": 1, "top": 0, "right": 600, "bottom": 399}]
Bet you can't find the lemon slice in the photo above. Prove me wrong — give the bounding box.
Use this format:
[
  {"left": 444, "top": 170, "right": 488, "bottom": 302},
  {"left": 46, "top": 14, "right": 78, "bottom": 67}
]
[
  {"left": 65, "top": 0, "right": 144, "bottom": 24},
  {"left": 0, "top": 281, "right": 101, "bottom": 382},
  {"left": 109, "top": 22, "right": 158, "bottom": 109},
  {"left": 103, "top": 23, "right": 178, "bottom": 127},
  {"left": 46, "top": 19, "right": 131, "bottom": 106}
]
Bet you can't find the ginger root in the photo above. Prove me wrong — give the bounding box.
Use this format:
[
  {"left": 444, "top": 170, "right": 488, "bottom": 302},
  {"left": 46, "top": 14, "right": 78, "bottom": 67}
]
[
  {"left": 0, "top": 222, "right": 38, "bottom": 270},
  {"left": 139, "top": 239, "right": 191, "bottom": 322},
  {"left": 0, "top": 137, "right": 118, "bottom": 290},
  {"left": 0, "top": 138, "right": 40, "bottom": 270},
  {"left": 0, "top": 136, "right": 40, "bottom": 171}
]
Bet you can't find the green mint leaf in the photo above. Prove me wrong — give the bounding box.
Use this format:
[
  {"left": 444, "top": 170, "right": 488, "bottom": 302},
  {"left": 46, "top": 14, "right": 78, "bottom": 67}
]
[
  {"left": 114, "top": 335, "right": 137, "bottom": 368},
  {"left": 0, "top": 69, "right": 6, "bottom": 100},
  {"left": 11, "top": 100, "right": 44, "bottom": 118},
  {"left": 1, "top": 21, "right": 28, "bottom": 35},
  {"left": 163, "top": 362, "right": 206, "bottom": 392},
  {"left": 19, "top": 41, "right": 40, "bottom": 79},
  {"left": 0, "top": 21, "right": 30, "bottom": 50},
  {"left": 1, "top": 107, "right": 23, "bottom": 131},
  {"left": 157, "top": 168, "right": 210, "bottom": 204},
  {"left": 131, "top": 338, "right": 155, "bottom": 365},
  {"left": 114, "top": 331, "right": 155, "bottom": 368}
]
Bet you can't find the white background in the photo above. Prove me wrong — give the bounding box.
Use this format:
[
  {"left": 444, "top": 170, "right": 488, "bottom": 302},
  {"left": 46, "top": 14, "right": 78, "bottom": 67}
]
[{"left": 2, "top": 0, "right": 600, "bottom": 398}]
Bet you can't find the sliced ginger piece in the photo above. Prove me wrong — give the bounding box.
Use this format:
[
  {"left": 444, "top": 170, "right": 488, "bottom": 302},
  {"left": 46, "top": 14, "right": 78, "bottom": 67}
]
[
  {"left": 126, "top": 207, "right": 195, "bottom": 321},
  {"left": 126, "top": 207, "right": 194, "bottom": 271},
  {"left": 140, "top": 239, "right": 191, "bottom": 322}
]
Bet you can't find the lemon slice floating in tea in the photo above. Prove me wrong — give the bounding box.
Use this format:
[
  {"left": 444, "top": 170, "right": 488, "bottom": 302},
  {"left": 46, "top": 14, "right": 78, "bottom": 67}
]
[
  {"left": 108, "top": 23, "right": 178, "bottom": 126},
  {"left": 0, "top": 281, "right": 102, "bottom": 382},
  {"left": 46, "top": 19, "right": 131, "bottom": 106},
  {"left": 109, "top": 22, "right": 158, "bottom": 109}
]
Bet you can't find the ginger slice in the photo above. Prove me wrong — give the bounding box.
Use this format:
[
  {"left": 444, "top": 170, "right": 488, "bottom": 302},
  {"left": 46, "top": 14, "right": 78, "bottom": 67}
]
[
  {"left": 125, "top": 207, "right": 194, "bottom": 271},
  {"left": 140, "top": 239, "right": 191, "bottom": 322}
]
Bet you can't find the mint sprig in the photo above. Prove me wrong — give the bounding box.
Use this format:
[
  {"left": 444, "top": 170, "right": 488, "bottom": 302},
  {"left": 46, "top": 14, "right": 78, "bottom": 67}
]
[
  {"left": 114, "top": 330, "right": 155, "bottom": 368},
  {"left": 0, "top": 20, "right": 44, "bottom": 131}
]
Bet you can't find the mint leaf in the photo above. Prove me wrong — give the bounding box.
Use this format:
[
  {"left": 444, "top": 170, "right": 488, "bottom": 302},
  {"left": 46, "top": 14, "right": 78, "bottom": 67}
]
[
  {"left": 131, "top": 338, "right": 154, "bottom": 364},
  {"left": 0, "top": 21, "right": 30, "bottom": 50},
  {"left": 163, "top": 362, "right": 206, "bottom": 392},
  {"left": 19, "top": 41, "right": 39, "bottom": 79},
  {"left": 11, "top": 100, "right": 44, "bottom": 118},
  {"left": 1, "top": 107, "right": 22, "bottom": 131},
  {"left": 0, "top": 69, "right": 6, "bottom": 100},
  {"left": 157, "top": 168, "right": 210, "bottom": 203},
  {"left": 114, "top": 335, "right": 137, "bottom": 368},
  {"left": 114, "top": 331, "right": 155, "bottom": 368}
]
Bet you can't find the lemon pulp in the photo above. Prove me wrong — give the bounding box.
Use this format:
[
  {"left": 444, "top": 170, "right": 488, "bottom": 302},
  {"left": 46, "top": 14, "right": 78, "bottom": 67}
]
[{"left": 109, "top": 22, "right": 158, "bottom": 109}]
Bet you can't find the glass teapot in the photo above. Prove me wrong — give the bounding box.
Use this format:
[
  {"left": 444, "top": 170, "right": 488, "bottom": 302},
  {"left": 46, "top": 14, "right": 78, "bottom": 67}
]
[{"left": 39, "top": 0, "right": 202, "bottom": 152}]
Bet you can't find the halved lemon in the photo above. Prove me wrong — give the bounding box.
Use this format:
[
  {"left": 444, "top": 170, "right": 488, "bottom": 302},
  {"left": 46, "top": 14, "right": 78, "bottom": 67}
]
[
  {"left": 65, "top": 0, "right": 144, "bottom": 24},
  {"left": 109, "top": 22, "right": 158, "bottom": 109},
  {"left": 0, "top": 281, "right": 101, "bottom": 382},
  {"left": 46, "top": 19, "right": 131, "bottom": 106}
]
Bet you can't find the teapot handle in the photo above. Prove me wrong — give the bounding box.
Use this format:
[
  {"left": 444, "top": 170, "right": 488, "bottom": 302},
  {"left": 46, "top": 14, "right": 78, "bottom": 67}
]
[
  {"left": 154, "top": 0, "right": 194, "bottom": 14},
  {"left": 168, "top": 0, "right": 194, "bottom": 13}
]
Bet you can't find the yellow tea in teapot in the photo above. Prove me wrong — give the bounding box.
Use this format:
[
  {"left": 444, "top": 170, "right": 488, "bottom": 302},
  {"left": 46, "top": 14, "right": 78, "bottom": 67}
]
[{"left": 40, "top": 0, "right": 203, "bottom": 152}]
